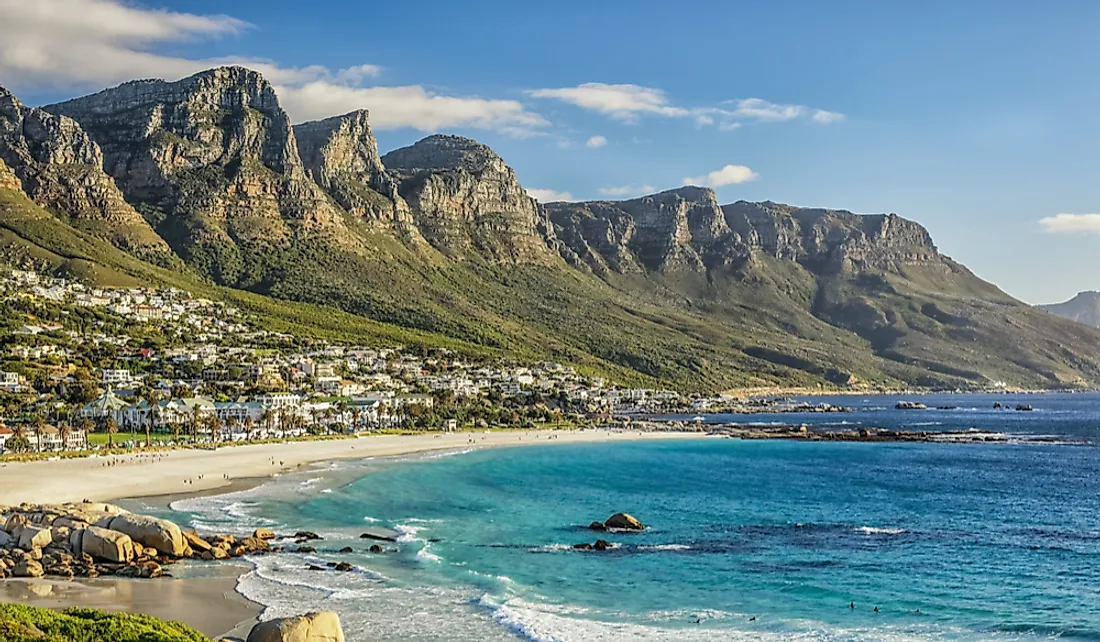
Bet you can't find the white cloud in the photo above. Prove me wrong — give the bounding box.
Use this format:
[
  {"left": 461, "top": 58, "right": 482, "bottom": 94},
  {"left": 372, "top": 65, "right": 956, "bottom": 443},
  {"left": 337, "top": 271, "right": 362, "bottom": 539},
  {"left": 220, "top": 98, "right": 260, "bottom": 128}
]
[
  {"left": 1039, "top": 214, "right": 1100, "bottom": 234},
  {"left": 526, "top": 188, "right": 574, "bottom": 203},
  {"left": 528, "top": 83, "right": 689, "bottom": 122},
  {"left": 683, "top": 165, "right": 758, "bottom": 187},
  {"left": 585, "top": 135, "right": 607, "bottom": 148},
  {"left": 0, "top": 0, "right": 547, "bottom": 135},
  {"left": 722, "top": 98, "right": 845, "bottom": 125},
  {"left": 276, "top": 82, "right": 548, "bottom": 134},
  {"left": 529, "top": 83, "right": 843, "bottom": 129},
  {"left": 598, "top": 185, "right": 657, "bottom": 198}
]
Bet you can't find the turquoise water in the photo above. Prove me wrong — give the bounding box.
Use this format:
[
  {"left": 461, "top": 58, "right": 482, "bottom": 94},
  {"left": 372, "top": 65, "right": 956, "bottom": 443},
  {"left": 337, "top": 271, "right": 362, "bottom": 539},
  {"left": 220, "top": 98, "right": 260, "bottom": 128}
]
[{"left": 156, "top": 395, "right": 1100, "bottom": 641}]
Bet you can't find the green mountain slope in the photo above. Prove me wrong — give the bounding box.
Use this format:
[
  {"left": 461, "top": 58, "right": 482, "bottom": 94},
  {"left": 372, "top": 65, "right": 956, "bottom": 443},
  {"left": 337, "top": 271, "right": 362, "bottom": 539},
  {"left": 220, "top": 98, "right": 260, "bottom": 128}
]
[{"left": 0, "top": 67, "right": 1095, "bottom": 392}]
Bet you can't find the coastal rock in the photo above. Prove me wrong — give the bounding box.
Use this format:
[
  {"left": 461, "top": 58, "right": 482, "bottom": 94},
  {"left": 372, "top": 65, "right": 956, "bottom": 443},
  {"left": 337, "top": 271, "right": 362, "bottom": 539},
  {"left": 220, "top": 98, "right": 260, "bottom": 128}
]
[
  {"left": 295, "top": 546, "right": 317, "bottom": 554},
  {"left": 368, "top": 545, "right": 383, "bottom": 554},
  {"left": 77, "top": 526, "right": 136, "bottom": 563},
  {"left": 13, "top": 558, "right": 43, "bottom": 578},
  {"left": 246, "top": 611, "right": 345, "bottom": 642},
  {"left": 5, "top": 514, "right": 27, "bottom": 534},
  {"left": 895, "top": 401, "right": 928, "bottom": 410},
  {"left": 333, "top": 562, "right": 354, "bottom": 572},
  {"left": 588, "top": 521, "right": 608, "bottom": 532},
  {"left": 16, "top": 525, "right": 52, "bottom": 551},
  {"left": 337, "top": 547, "right": 353, "bottom": 554},
  {"left": 254, "top": 528, "right": 276, "bottom": 541},
  {"left": 294, "top": 532, "right": 322, "bottom": 541},
  {"left": 593, "top": 539, "right": 613, "bottom": 551},
  {"left": 0, "top": 529, "right": 12, "bottom": 547},
  {"left": 96, "top": 513, "right": 186, "bottom": 557},
  {"left": 182, "top": 530, "right": 212, "bottom": 553},
  {"left": 573, "top": 543, "right": 592, "bottom": 551},
  {"left": 604, "top": 513, "right": 645, "bottom": 531}
]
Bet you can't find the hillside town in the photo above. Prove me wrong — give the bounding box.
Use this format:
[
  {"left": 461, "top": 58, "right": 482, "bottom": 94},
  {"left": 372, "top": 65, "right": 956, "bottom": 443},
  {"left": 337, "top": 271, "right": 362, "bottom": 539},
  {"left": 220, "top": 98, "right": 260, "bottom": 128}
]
[{"left": 0, "top": 269, "right": 710, "bottom": 454}]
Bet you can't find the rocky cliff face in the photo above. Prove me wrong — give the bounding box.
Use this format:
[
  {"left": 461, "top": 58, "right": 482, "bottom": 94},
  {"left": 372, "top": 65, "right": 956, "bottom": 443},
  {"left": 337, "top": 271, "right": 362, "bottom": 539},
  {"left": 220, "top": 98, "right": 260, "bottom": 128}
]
[
  {"left": 43, "top": 67, "right": 351, "bottom": 282},
  {"left": 294, "top": 110, "right": 414, "bottom": 227},
  {"left": 547, "top": 188, "right": 944, "bottom": 277},
  {"left": 0, "top": 85, "right": 170, "bottom": 260},
  {"left": 381, "top": 135, "right": 557, "bottom": 263}
]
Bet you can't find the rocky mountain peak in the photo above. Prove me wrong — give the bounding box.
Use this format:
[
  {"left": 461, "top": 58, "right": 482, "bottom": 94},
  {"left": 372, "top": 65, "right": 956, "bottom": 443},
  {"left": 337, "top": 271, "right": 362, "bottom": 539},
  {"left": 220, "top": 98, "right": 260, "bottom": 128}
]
[
  {"left": 294, "top": 110, "right": 415, "bottom": 228},
  {"left": 382, "top": 134, "right": 503, "bottom": 175},
  {"left": 0, "top": 84, "right": 170, "bottom": 260},
  {"left": 379, "top": 135, "right": 556, "bottom": 263},
  {"left": 41, "top": 67, "right": 347, "bottom": 285}
]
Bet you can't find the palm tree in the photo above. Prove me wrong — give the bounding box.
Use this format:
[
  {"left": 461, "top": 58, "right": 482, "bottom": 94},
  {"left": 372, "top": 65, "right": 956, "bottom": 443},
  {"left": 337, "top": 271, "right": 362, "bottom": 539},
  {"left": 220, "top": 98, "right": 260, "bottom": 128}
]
[
  {"left": 261, "top": 409, "right": 274, "bottom": 435},
  {"left": 33, "top": 414, "right": 46, "bottom": 453},
  {"left": 59, "top": 423, "right": 73, "bottom": 452},
  {"left": 105, "top": 417, "right": 119, "bottom": 449},
  {"left": 244, "top": 416, "right": 255, "bottom": 441},
  {"left": 351, "top": 408, "right": 361, "bottom": 434}
]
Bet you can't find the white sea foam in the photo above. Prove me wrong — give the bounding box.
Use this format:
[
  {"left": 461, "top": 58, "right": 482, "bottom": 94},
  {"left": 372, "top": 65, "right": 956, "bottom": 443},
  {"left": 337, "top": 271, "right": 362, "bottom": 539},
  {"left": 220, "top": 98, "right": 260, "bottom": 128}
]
[
  {"left": 638, "top": 544, "right": 692, "bottom": 551},
  {"left": 855, "top": 526, "right": 907, "bottom": 535},
  {"left": 529, "top": 544, "right": 575, "bottom": 553}
]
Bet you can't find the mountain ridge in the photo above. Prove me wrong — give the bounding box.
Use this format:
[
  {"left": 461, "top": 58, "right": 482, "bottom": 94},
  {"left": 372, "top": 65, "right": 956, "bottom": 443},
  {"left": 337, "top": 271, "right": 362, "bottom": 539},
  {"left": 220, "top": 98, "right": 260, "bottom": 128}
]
[
  {"left": 1040, "top": 292, "right": 1100, "bottom": 328},
  {"left": 0, "top": 65, "right": 1094, "bottom": 391}
]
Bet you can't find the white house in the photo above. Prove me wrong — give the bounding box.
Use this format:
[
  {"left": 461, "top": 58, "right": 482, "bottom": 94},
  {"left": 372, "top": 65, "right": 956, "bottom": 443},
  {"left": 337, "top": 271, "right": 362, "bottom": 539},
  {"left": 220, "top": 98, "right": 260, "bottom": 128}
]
[{"left": 101, "top": 369, "right": 133, "bottom": 385}]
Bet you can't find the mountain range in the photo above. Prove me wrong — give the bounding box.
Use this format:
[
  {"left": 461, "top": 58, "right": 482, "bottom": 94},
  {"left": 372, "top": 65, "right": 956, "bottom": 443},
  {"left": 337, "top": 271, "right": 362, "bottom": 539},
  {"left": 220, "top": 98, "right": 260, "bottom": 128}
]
[
  {"left": 2, "top": 66, "right": 1100, "bottom": 391},
  {"left": 1040, "top": 292, "right": 1100, "bottom": 328}
]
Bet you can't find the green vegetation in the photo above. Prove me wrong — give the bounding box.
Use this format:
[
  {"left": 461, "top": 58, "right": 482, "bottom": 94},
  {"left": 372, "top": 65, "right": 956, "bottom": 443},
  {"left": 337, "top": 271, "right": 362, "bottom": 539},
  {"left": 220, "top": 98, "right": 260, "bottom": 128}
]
[{"left": 0, "top": 603, "right": 211, "bottom": 642}]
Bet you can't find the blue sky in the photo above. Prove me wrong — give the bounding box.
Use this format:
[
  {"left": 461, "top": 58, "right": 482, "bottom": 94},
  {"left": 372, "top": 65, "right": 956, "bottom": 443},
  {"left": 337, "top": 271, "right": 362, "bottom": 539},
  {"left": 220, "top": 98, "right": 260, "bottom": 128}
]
[{"left": 3, "top": 0, "right": 1099, "bottom": 303}]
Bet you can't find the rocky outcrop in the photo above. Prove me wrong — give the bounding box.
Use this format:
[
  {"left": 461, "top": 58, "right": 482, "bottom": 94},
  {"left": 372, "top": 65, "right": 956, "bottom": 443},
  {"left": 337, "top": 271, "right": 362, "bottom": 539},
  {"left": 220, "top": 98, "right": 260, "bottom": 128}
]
[
  {"left": 295, "top": 111, "right": 419, "bottom": 237},
  {"left": 43, "top": 67, "right": 352, "bottom": 285},
  {"left": 96, "top": 513, "right": 186, "bottom": 556},
  {"left": 0, "top": 84, "right": 171, "bottom": 260},
  {"left": 382, "top": 135, "right": 558, "bottom": 263},
  {"left": 547, "top": 190, "right": 945, "bottom": 277},
  {"left": 0, "top": 502, "right": 277, "bottom": 580},
  {"left": 247, "top": 611, "right": 345, "bottom": 642},
  {"left": 603, "top": 513, "right": 645, "bottom": 531},
  {"left": 75, "top": 525, "right": 136, "bottom": 563}
]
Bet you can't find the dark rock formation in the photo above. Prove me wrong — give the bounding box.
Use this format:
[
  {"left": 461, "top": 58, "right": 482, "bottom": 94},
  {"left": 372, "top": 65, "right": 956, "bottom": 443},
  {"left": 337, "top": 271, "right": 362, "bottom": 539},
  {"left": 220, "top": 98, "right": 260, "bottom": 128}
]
[{"left": 603, "top": 513, "right": 645, "bottom": 531}]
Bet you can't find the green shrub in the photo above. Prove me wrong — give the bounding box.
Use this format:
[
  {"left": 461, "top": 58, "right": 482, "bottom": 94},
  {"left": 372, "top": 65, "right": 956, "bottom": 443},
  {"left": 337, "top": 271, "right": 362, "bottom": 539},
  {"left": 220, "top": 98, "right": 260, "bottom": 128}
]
[{"left": 0, "top": 603, "right": 211, "bottom": 642}]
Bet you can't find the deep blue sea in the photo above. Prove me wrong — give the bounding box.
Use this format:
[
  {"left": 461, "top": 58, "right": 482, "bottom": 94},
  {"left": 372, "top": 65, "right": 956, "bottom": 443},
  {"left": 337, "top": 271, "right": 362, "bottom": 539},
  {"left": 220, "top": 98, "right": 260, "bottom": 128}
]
[{"left": 145, "top": 393, "right": 1100, "bottom": 641}]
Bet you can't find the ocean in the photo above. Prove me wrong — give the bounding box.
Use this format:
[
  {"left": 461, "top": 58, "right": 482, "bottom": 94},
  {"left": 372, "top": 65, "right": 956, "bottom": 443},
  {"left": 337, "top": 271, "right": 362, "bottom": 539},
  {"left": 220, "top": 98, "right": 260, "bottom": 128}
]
[{"left": 148, "top": 393, "right": 1100, "bottom": 641}]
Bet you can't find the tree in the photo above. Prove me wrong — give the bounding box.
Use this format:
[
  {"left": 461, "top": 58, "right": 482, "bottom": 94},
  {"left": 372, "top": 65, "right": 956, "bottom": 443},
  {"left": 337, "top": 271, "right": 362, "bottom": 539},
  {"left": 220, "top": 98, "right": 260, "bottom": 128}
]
[
  {"left": 59, "top": 423, "right": 73, "bottom": 452},
  {"left": 32, "top": 414, "right": 46, "bottom": 453},
  {"left": 105, "top": 417, "right": 119, "bottom": 449},
  {"left": 5, "top": 434, "right": 31, "bottom": 453}
]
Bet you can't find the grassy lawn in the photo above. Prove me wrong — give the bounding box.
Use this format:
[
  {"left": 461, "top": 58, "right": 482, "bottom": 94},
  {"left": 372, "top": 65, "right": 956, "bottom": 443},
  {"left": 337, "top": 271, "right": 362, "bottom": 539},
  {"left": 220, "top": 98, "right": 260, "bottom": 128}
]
[{"left": 87, "top": 431, "right": 178, "bottom": 446}]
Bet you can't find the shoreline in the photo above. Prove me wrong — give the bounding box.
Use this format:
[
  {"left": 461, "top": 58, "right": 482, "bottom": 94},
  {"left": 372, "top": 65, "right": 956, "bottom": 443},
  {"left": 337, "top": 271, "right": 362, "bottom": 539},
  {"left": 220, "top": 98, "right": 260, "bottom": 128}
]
[
  {"left": 0, "top": 429, "right": 706, "bottom": 506},
  {"left": 0, "top": 429, "right": 707, "bottom": 639}
]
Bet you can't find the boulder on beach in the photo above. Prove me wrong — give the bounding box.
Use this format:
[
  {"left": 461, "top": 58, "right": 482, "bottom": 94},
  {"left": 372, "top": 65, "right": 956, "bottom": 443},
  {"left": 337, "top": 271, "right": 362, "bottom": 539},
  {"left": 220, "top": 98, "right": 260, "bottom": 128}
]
[
  {"left": 246, "top": 611, "right": 346, "bottom": 642},
  {"left": 604, "top": 513, "right": 645, "bottom": 531},
  {"left": 76, "top": 526, "right": 136, "bottom": 563},
  {"left": 13, "top": 558, "right": 43, "bottom": 578},
  {"left": 17, "top": 525, "right": 52, "bottom": 551},
  {"left": 182, "top": 529, "right": 212, "bottom": 553},
  {"left": 96, "top": 513, "right": 187, "bottom": 557}
]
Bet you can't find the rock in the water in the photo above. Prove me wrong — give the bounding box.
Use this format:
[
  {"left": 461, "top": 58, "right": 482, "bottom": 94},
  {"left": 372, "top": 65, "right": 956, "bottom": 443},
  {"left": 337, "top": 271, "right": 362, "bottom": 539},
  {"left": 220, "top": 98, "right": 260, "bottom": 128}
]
[
  {"left": 295, "top": 546, "right": 317, "bottom": 554},
  {"left": 97, "top": 513, "right": 186, "bottom": 557},
  {"left": 588, "top": 521, "right": 608, "bottom": 532},
  {"left": 182, "top": 530, "right": 212, "bottom": 553},
  {"left": 368, "top": 545, "right": 383, "bottom": 554},
  {"left": 593, "top": 539, "right": 613, "bottom": 551},
  {"left": 76, "top": 526, "right": 135, "bottom": 563},
  {"left": 254, "top": 528, "right": 276, "bottom": 540},
  {"left": 604, "top": 513, "right": 645, "bottom": 531},
  {"left": 294, "top": 531, "right": 322, "bottom": 541},
  {"left": 573, "top": 543, "right": 593, "bottom": 551},
  {"left": 337, "top": 547, "right": 353, "bottom": 554},
  {"left": 333, "top": 562, "right": 354, "bottom": 572},
  {"left": 247, "top": 612, "right": 345, "bottom": 642},
  {"left": 895, "top": 401, "right": 928, "bottom": 410}
]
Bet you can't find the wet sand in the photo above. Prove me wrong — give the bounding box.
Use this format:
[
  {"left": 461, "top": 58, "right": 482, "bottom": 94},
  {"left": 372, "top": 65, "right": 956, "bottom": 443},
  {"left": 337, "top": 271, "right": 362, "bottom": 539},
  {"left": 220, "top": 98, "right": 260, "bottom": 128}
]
[{"left": 0, "top": 565, "right": 261, "bottom": 639}]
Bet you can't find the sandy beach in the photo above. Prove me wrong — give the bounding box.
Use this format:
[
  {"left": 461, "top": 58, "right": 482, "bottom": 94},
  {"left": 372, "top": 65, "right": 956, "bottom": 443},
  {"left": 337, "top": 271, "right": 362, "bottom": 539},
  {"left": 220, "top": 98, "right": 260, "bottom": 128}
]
[
  {"left": 0, "top": 429, "right": 704, "bottom": 506},
  {"left": 0, "top": 568, "right": 260, "bottom": 638},
  {"left": 0, "top": 429, "right": 705, "bottom": 638}
]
